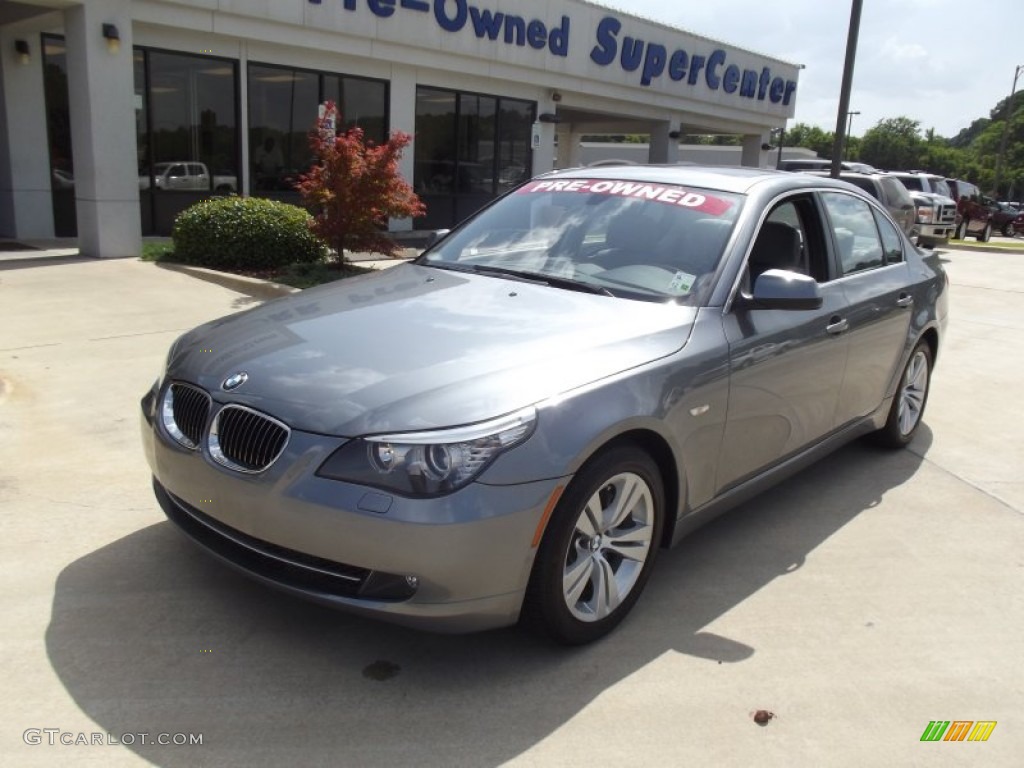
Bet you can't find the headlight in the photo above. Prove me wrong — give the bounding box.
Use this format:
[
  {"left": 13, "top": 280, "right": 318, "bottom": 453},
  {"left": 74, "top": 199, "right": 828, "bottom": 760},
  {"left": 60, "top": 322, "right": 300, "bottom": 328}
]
[
  {"left": 317, "top": 407, "right": 536, "bottom": 496},
  {"left": 916, "top": 205, "right": 934, "bottom": 224}
]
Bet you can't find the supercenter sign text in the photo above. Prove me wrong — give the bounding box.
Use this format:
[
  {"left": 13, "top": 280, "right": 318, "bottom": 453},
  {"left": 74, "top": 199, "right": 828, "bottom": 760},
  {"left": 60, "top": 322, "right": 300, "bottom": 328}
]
[{"left": 309, "top": 0, "right": 798, "bottom": 106}]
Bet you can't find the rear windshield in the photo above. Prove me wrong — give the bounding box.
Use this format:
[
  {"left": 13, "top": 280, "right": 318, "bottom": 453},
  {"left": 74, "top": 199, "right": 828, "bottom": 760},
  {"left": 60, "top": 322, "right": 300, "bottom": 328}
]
[{"left": 422, "top": 178, "right": 743, "bottom": 304}]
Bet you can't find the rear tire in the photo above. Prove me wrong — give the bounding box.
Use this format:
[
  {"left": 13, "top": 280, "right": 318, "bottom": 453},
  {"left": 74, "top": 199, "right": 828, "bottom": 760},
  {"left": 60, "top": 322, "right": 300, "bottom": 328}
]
[
  {"left": 977, "top": 222, "right": 992, "bottom": 242},
  {"left": 523, "top": 445, "right": 664, "bottom": 645},
  {"left": 1002, "top": 223, "right": 1015, "bottom": 237},
  {"left": 872, "top": 341, "right": 932, "bottom": 449}
]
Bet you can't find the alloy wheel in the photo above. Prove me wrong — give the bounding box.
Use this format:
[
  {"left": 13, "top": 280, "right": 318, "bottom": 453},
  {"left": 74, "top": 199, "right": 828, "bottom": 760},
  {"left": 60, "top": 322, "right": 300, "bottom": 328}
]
[
  {"left": 898, "top": 348, "right": 929, "bottom": 436},
  {"left": 561, "top": 471, "right": 654, "bottom": 622}
]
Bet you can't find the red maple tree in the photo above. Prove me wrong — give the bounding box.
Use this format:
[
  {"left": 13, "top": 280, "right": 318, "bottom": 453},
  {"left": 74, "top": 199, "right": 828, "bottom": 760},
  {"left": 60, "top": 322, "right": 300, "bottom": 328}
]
[{"left": 295, "top": 102, "right": 425, "bottom": 262}]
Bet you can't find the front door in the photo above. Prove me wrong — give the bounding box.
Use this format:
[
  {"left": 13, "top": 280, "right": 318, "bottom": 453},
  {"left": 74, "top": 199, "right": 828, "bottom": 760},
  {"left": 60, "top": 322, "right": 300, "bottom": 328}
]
[{"left": 716, "top": 194, "right": 850, "bottom": 492}]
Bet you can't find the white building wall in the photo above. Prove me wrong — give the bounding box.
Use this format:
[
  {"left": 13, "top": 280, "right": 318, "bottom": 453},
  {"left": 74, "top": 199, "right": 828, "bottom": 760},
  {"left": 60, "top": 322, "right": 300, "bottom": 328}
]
[
  {"left": 0, "top": 0, "right": 804, "bottom": 242},
  {"left": 0, "top": 26, "right": 55, "bottom": 238}
]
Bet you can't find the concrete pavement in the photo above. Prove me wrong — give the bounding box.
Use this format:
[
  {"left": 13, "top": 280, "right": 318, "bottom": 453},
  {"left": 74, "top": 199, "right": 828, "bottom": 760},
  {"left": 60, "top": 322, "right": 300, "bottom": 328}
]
[{"left": 1, "top": 251, "right": 1021, "bottom": 767}]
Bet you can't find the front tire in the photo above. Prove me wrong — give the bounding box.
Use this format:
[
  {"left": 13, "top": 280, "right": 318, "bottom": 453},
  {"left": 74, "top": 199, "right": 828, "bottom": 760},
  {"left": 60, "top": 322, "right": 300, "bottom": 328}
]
[
  {"left": 1002, "top": 223, "right": 1015, "bottom": 237},
  {"left": 872, "top": 341, "right": 932, "bottom": 449},
  {"left": 524, "top": 445, "right": 665, "bottom": 645}
]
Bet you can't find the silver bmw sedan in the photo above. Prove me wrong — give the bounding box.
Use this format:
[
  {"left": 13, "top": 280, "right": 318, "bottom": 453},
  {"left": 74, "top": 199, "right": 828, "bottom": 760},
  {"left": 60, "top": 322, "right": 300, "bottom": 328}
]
[{"left": 141, "top": 165, "right": 948, "bottom": 644}]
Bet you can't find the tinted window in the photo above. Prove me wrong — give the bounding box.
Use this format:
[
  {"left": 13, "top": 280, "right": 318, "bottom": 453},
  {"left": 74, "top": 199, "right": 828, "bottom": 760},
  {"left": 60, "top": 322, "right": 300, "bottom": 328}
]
[
  {"left": 895, "top": 176, "right": 922, "bottom": 192},
  {"left": 843, "top": 177, "right": 878, "bottom": 198},
  {"left": 822, "top": 192, "right": 884, "bottom": 275},
  {"left": 873, "top": 209, "right": 904, "bottom": 263},
  {"left": 144, "top": 51, "right": 238, "bottom": 191},
  {"left": 880, "top": 177, "right": 913, "bottom": 208}
]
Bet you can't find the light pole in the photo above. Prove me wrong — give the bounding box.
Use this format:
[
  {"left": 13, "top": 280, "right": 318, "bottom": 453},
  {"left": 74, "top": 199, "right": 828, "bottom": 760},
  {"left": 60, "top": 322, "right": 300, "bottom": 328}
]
[
  {"left": 845, "top": 110, "right": 860, "bottom": 160},
  {"left": 830, "top": 0, "right": 863, "bottom": 178},
  {"left": 994, "top": 63, "right": 1024, "bottom": 197}
]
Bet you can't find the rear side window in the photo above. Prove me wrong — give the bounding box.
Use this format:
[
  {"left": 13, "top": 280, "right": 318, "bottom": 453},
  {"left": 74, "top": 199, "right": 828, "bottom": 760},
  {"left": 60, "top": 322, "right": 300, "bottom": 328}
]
[
  {"left": 821, "top": 192, "right": 884, "bottom": 275},
  {"left": 880, "top": 178, "right": 913, "bottom": 208},
  {"left": 895, "top": 176, "right": 922, "bottom": 192},
  {"left": 872, "top": 209, "right": 904, "bottom": 263}
]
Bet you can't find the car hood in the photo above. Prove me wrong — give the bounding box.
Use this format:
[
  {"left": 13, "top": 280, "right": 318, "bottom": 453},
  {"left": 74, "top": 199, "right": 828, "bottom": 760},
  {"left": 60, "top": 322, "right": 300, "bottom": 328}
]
[
  {"left": 908, "top": 191, "right": 955, "bottom": 206},
  {"left": 168, "top": 264, "right": 696, "bottom": 435}
]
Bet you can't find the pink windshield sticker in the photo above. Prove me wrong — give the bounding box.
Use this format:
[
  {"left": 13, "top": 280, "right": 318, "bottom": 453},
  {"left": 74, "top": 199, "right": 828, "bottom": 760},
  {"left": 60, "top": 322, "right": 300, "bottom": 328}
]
[{"left": 517, "top": 179, "right": 734, "bottom": 216}]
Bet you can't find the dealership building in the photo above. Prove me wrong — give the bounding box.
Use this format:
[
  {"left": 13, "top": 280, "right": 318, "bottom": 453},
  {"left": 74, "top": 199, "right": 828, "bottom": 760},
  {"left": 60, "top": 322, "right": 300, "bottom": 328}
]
[{"left": 0, "top": 0, "right": 800, "bottom": 257}]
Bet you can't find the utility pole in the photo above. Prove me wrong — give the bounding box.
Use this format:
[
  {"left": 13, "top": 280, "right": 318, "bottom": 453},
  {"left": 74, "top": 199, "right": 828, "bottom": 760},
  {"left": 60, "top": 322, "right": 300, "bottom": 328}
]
[
  {"left": 830, "top": 0, "right": 863, "bottom": 178},
  {"left": 994, "top": 64, "right": 1023, "bottom": 197}
]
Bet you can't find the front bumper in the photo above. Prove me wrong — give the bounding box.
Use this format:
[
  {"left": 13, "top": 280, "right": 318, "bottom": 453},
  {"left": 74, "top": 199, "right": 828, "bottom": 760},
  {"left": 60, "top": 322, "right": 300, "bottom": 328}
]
[
  {"left": 916, "top": 222, "right": 953, "bottom": 245},
  {"left": 141, "top": 390, "right": 564, "bottom": 633}
]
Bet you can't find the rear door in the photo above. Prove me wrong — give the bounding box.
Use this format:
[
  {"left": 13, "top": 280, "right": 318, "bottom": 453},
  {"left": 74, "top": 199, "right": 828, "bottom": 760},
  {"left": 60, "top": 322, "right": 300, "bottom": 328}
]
[
  {"left": 821, "top": 191, "right": 914, "bottom": 426},
  {"left": 716, "top": 193, "right": 850, "bottom": 492}
]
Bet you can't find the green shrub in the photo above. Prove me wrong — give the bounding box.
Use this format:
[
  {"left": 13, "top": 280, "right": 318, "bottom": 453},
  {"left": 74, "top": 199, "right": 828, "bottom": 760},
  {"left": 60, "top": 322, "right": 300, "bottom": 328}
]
[{"left": 172, "top": 196, "right": 325, "bottom": 271}]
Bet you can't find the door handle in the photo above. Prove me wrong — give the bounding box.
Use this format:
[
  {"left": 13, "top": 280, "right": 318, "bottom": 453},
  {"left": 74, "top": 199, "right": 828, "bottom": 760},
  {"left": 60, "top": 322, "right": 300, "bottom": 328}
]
[
  {"left": 826, "top": 316, "right": 849, "bottom": 335},
  {"left": 896, "top": 293, "right": 914, "bottom": 308}
]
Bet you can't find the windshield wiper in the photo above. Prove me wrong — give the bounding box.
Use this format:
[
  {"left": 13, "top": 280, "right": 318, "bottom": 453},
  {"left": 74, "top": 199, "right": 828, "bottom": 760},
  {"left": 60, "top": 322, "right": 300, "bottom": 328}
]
[{"left": 464, "top": 264, "right": 616, "bottom": 297}]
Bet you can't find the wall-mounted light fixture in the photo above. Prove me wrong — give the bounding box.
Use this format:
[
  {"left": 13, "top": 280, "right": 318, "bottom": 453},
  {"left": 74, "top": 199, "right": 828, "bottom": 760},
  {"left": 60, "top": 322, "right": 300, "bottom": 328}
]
[
  {"left": 537, "top": 112, "right": 561, "bottom": 124},
  {"left": 551, "top": 91, "right": 562, "bottom": 102},
  {"left": 14, "top": 39, "right": 30, "bottom": 65},
  {"left": 668, "top": 130, "right": 681, "bottom": 140},
  {"left": 102, "top": 23, "right": 120, "bottom": 54}
]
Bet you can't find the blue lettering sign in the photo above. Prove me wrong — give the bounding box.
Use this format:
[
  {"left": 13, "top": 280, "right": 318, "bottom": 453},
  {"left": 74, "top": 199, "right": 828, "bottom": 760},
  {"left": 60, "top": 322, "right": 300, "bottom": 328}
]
[
  {"left": 705, "top": 48, "right": 726, "bottom": 90},
  {"left": 668, "top": 49, "right": 688, "bottom": 81},
  {"left": 368, "top": 0, "right": 395, "bottom": 18},
  {"left": 527, "top": 20, "right": 547, "bottom": 50},
  {"left": 641, "top": 43, "right": 666, "bottom": 86},
  {"left": 310, "top": 3, "right": 796, "bottom": 106},
  {"left": 504, "top": 16, "right": 525, "bottom": 46},
  {"left": 470, "top": 6, "right": 503, "bottom": 40},
  {"left": 723, "top": 64, "right": 740, "bottom": 93},
  {"left": 434, "top": 0, "right": 467, "bottom": 32},
  {"left": 590, "top": 16, "right": 619, "bottom": 66}
]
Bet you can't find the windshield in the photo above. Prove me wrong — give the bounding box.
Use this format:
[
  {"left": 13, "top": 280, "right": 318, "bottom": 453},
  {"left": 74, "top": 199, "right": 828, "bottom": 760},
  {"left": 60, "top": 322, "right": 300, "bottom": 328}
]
[{"left": 421, "top": 178, "right": 742, "bottom": 303}]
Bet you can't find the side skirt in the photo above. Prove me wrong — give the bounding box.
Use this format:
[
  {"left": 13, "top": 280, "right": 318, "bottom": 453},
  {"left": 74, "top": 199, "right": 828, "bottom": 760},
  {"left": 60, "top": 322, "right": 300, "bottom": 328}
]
[{"left": 669, "top": 416, "right": 880, "bottom": 546}]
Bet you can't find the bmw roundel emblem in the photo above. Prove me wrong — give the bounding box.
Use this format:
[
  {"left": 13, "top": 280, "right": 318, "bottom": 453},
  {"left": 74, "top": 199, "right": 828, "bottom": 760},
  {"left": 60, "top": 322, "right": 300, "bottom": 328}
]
[{"left": 222, "top": 372, "right": 248, "bottom": 391}]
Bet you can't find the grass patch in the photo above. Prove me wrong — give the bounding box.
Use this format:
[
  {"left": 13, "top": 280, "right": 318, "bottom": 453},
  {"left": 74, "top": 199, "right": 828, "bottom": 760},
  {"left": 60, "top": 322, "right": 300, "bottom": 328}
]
[
  {"left": 143, "top": 240, "right": 383, "bottom": 289},
  {"left": 140, "top": 241, "right": 175, "bottom": 262},
  {"left": 268, "top": 261, "right": 374, "bottom": 289}
]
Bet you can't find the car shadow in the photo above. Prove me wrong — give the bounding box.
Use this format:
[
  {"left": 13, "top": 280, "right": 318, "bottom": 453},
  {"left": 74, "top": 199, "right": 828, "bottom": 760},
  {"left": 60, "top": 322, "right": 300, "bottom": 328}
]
[{"left": 45, "top": 434, "right": 929, "bottom": 766}]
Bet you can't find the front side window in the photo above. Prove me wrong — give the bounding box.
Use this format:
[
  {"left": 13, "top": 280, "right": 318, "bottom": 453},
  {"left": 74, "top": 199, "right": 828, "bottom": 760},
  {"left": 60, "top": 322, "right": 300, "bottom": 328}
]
[
  {"left": 821, "top": 192, "right": 884, "bottom": 275},
  {"left": 423, "top": 178, "right": 743, "bottom": 303}
]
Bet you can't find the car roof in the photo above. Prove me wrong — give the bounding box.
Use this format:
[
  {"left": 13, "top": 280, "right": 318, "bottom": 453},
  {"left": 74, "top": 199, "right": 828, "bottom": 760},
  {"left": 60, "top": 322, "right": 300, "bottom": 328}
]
[{"left": 543, "top": 164, "right": 859, "bottom": 196}]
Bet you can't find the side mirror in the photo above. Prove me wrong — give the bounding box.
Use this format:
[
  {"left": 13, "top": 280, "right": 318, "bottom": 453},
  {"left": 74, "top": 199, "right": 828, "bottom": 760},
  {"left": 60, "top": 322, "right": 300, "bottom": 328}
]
[
  {"left": 748, "top": 269, "right": 823, "bottom": 310},
  {"left": 425, "top": 229, "right": 451, "bottom": 249}
]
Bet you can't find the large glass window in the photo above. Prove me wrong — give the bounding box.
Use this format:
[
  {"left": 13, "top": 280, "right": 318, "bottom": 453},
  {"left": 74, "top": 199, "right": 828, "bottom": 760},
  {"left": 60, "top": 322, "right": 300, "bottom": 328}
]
[
  {"left": 135, "top": 49, "right": 239, "bottom": 234},
  {"left": 41, "top": 35, "right": 75, "bottom": 236},
  {"left": 415, "top": 87, "right": 534, "bottom": 228},
  {"left": 248, "top": 64, "right": 388, "bottom": 199}
]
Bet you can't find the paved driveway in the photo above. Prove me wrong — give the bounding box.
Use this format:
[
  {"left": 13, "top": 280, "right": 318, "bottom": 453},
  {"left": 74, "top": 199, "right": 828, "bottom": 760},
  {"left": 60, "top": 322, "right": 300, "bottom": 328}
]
[{"left": 1, "top": 254, "right": 1021, "bottom": 767}]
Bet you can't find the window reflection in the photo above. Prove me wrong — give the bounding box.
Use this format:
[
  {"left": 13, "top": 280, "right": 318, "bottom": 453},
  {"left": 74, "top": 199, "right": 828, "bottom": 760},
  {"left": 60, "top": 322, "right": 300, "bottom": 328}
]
[
  {"left": 248, "top": 64, "right": 388, "bottom": 199},
  {"left": 414, "top": 87, "right": 534, "bottom": 228},
  {"left": 141, "top": 51, "right": 238, "bottom": 194}
]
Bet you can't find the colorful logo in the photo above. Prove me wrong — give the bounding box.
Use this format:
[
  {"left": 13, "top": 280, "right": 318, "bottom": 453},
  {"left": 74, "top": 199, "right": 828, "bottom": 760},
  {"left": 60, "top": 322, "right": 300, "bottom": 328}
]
[{"left": 920, "top": 721, "right": 997, "bottom": 742}]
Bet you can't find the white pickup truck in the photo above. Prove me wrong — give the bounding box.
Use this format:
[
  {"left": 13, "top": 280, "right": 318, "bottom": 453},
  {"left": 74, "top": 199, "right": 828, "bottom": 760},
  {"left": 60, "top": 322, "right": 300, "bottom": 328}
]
[{"left": 139, "top": 162, "right": 236, "bottom": 192}]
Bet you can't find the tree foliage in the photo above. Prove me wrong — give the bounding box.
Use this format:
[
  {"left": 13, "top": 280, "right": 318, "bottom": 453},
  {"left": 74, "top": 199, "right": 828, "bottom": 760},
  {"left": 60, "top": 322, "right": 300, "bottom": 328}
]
[{"left": 295, "top": 102, "right": 425, "bottom": 261}]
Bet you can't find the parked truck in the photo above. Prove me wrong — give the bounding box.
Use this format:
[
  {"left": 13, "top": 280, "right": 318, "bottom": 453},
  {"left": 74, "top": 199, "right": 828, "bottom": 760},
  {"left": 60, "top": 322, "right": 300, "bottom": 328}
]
[
  {"left": 889, "top": 171, "right": 957, "bottom": 248},
  {"left": 139, "top": 162, "right": 236, "bottom": 193}
]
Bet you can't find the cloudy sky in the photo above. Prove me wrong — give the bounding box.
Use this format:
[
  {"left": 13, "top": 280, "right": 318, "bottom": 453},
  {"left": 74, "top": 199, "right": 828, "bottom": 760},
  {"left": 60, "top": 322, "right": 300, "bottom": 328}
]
[{"left": 596, "top": 0, "right": 1021, "bottom": 139}]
